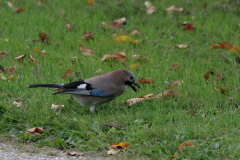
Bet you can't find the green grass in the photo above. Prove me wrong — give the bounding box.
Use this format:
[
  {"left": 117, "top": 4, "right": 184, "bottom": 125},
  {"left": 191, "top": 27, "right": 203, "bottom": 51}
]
[{"left": 1, "top": 0, "right": 240, "bottom": 159}]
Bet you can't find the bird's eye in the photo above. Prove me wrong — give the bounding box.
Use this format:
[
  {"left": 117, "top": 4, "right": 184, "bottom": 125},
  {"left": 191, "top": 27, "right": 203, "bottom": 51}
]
[{"left": 130, "top": 76, "right": 134, "bottom": 80}]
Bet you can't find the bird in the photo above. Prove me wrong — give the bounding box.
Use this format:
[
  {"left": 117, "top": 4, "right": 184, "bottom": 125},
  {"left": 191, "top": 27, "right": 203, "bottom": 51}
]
[{"left": 28, "top": 69, "right": 140, "bottom": 113}]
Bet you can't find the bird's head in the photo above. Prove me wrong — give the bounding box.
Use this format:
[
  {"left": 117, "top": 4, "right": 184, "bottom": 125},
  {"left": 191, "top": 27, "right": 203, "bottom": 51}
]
[{"left": 119, "top": 69, "right": 140, "bottom": 92}]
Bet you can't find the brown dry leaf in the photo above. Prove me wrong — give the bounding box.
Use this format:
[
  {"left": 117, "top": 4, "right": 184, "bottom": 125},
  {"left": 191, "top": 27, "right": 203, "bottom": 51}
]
[
  {"left": 178, "top": 141, "right": 195, "bottom": 152},
  {"left": 131, "top": 28, "right": 144, "bottom": 35},
  {"left": 144, "top": 93, "right": 154, "bottom": 100},
  {"left": 0, "top": 73, "right": 7, "bottom": 80},
  {"left": 41, "top": 50, "right": 47, "bottom": 55},
  {"left": 81, "top": 32, "right": 94, "bottom": 40},
  {"left": 15, "top": 54, "right": 26, "bottom": 61},
  {"left": 156, "top": 90, "right": 180, "bottom": 100},
  {"left": 13, "top": 98, "right": 22, "bottom": 107},
  {"left": 131, "top": 54, "right": 147, "bottom": 60},
  {"left": 65, "top": 24, "right": 71, "bottom": 30},
  {"left": 120, "top": 49, "right": 126, "bottom": 56},
  {"left": 215, "top": 86, "right": 229, "bottom": 94},
  {"left": 116, "top": 142, "right": 130, "bottom": 149},
  {"left": 0, "top": 51, "right": 7, "bottom": 58},
  {"left": 184, "top": 23, "right": 196, "bottom": 31},
  {"left": 138, "top": 78, "right": 153, "bottom": 84},
  {"left": 144, "top": 1, "right": 156, "bottom": 15},
  {"left": 66, "top": 152, "right": 83, "bottom": 156},
  {"left": 204, "top": 71, "right": 214, "bottom": 81},
  {"left": 51, "top": 104, "right": 64, "bottom": 113},
  {"left": 171, "top": 63, "right": 180, "bottom": 70},
  {"left": 7, "top": 2, "right": 15, "bottom": 9},
  {"left": 9, "top": 75, "right": 16, "bottom": 81},
  {"left": 125, "top": 97, "right": 144, "bottom": 106},
  {"left": 173, "top": 152, "right": 178, "bottom": 158},
  {"left": 175, "top": 44, "right": 189, "bottom": 48},
  {"left": 165, "top": 5, "right": 184, "bottom": 13},
  {"left": 199, "top": 3, "right": 206, "bottom": 8},
  {"left": 79, "top": 44, "right": 94, "bottom": 56},
  {"left": 61, "top": 68, "right": 71, "bottom": 79},
  {"left": 86, "top": 1, "right": 94, "bottom": 5},
  {"left": 27, "top": 127, "right": 43, "bottom": 134},
  {"left": 4, "top": 39, "right": 9, "bottom": 42},
  {"left": 111, "top": 21, "right": 124, "bottom": 29},
  {"left": 39, "top": 33, "right": 50, "bottom": 43},
  {"left": 2, "top": 66, "right": 17, "bottom": 74},
  {"left": 108, "top": 142, "right": 130, "bottom": 155},
  {"left": 33, "top": 47, "right": 39, "bottom": 53},
  {"left": 15, "top": 8, "right": 24, "bottom": 14},
  {"left": 102, "top": 53, "right": 126, "bottom": 63},
  {"left": 129, "top": 64, "right": 138, "bottom": 70},
  {"left": 210, "top": 42, "right": 233, "bottom": 50},
  {"left": 229, "top": 45, "right": 240, "bottom": 53},
  {"left": 29, "top": 55, "right": 37, "bottom": 63},
  {"left": 114, "top": 17, "right": 126, "bottom": 24},
  {"left": 215, "top": 73, "right": 225, "bottom": 83},
  {"left": 177, "top": 21, "right": 189, "bottom": 26},
  {"left": 94, "top": 69, "right": 104, "bottom": 74}
]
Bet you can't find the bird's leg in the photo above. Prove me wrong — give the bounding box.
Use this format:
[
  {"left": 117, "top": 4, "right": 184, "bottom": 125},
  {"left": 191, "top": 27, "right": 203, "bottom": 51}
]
[{"left": 90, "top": 106, "right": 98, "bottom": 113}]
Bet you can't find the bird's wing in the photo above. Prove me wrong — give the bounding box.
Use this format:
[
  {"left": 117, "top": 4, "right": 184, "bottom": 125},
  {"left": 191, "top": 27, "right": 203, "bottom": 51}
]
[{"left": 53, "top": 80, "right": 115, "bottom": 97}]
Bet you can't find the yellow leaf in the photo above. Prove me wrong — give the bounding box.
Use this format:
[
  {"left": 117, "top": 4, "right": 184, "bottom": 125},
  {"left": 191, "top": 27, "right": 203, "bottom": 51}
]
[
  {"left": 0, "top": 73, "right": 7, "bottom": 80},
  {"left": 115, "top": 35, "right": 133, "bottom": 42},
  {"left": 229, "top": 45, "right": 240, "bottom": 53},
  {"left": 86, "top": 1, "right": 94, "bottom": 5},
  {"left": 10, "top": 75, "right": 15, "bottom": 81},
  {"left": 129, "top": 64, "right": 138, "bottom": 70}
]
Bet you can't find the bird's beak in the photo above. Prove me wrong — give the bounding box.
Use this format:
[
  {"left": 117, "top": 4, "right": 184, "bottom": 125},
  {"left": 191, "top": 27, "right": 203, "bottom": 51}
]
[{"left": 130, "top": 82, "right": 140, "bottom": 92}]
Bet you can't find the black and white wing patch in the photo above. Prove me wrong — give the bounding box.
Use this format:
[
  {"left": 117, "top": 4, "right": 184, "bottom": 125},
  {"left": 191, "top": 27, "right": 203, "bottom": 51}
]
[{"left": 54, "top": 80, "right": 109, "bottom": 97}]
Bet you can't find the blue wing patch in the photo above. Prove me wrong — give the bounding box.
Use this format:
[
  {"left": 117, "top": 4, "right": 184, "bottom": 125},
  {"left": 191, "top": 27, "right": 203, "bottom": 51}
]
[{"left": 90, "top": 89, "right": 109, "bottom": 97}]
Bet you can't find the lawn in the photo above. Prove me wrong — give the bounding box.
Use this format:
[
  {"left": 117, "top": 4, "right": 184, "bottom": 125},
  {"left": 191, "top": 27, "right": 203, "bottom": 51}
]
[{"left": 0, "top": 0, "right": 240, "bottom": 159}]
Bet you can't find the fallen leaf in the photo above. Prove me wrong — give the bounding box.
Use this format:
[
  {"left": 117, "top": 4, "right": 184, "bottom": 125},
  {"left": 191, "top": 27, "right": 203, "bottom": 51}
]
[
  {"left": 171, "top": 63, "right": 180, "bottom": 70},
  {"left": 4, "top": 39, "right": 9, "bottom": 42},
  {"left": 125, "top": 97, "right": 144, "bottom": 106},
  {"left": 144, "top": 93, "right": 154, "bottom": 100},
  {"left": 215, "top": 73, "right": 225, "bottom": 83},
  {"left": 1, "top": 66, "right": 17, "bottom": 74},
  {"left": 6, "top": 2, "right": 15, "bottom": 9},
  {"left": 215, "top": 86, "right": 229, "bottom": 94},
  {"left": 174, "top": 44, "right": 189, "bottom": 48},
  {"left": 184, "top": 23, "right": 196, "bottom": 31},
  {"left": 120, "top": 49, "right": 126, "bottom": 56},
  {"left": 210, "top": 42, "right": 233, "bottom": 50},
  {"left": 41, "top": 50, "right": 47, "bottom": 55},
  {"left": 15, "top": 8, "right": 24, "bottom": 14},
  {"left": 108, "top": 142, "right": 130, "bottom": 155},
  {"left": 81, "top": 31, "right": 94, "bottom": 40},
  {"left": 29, "top": 55, "right": 37, "bottom": 63},
  {"left": 65, "top": 24, "right": 71, "bottom": 30},
  {"left": 156, "top": 90, "right": 180, "bottom": 100},
  {"left": 0, "top": 73, "right": 7, "bottom": 80},
  {"left": 131, "top": 54, "right": 147, "bottom": 60},
  {"left": 111, "top": 21, "right": 124, "bottom": 29},
  {"left": 131, "top": 28, "right": 144, "bottom": 35},
  {"left": 13, "top": 98, "right": 22, "bottom": 107},
  {"left": 0, "top": 51, "right": 7, "bottom": 58},
  {"left": 165, "top": 5, "right": 184, "bottom": 13},
  {"left": 101, "top": 53, "right": 126, "bottom": 63},
  {"left": 15, "top": 54, "right": 26, "bottom": 61},
  {"left": 177, "top": 21, "right": 189, "bottom": 26},
  {"left": 51, "top": 104, "right": 64, "bottom": 114},
  {"left": 214, "top": 107, "right": 220, "bottom": 111},
  {"left": 138, "top": 78, "right": 153, "bottom": 84},
  {"left": 115, "top": 35, "right": 133, "bottom": 43},
  {"left": 178, "top": 141, "right": 195, "bottom": 152},
  {"left": 114, "top": 17, "right": 126, "bottom": 24},
  {"left": 79, "top": 44, "right": 94, "bottom": 56},
  {"left": 144, "top": 1, "right": 156, "bottom": 15},
  {"left": 86, "top": 1, "right": 94, "bottom": 5},
  {"left": 39, "top": 33, "right": 50, "bottom": 43},
  {"left": 229, "top": 45, "right": 240, "bottom": 53},
  {"left": 61, "top": 68, "right": 71, "bottom": 79},
  {"left": 27, "top": 127, "right": 43, "bottom": 134},
  {"left": 173, "top": 152, "right": 178, "bottom": 158},
  {"left": 33, "top": 47, "right": 39, "bottom": 53},
  {"left": 116, "top": 142, "right": 130, "bottom": 149},
  {"left": 9, "top": 75, "right": 15, "bottom": 81},
  {"left": 204, "top": 71, "right": 214, "bottom": 81},
  {"left": 129, "top": 64, "right": 138, "bottom": 70}
]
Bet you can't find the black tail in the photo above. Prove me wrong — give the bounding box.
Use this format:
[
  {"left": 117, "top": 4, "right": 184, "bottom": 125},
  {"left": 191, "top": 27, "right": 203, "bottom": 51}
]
[{"left": 28, "top": 84, "right": 64, "bottom": 89}]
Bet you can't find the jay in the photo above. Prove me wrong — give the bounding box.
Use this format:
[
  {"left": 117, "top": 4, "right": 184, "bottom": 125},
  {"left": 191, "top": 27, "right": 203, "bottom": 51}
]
[{"left": 28, "top": 69, "right": 140, "bottom": 113}]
